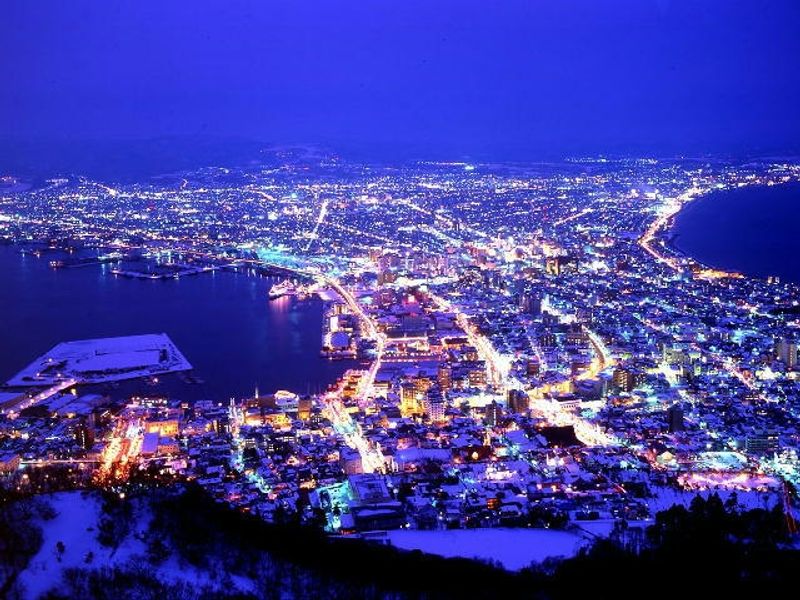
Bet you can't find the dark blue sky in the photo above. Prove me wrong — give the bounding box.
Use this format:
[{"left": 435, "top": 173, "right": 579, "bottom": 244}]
[{"left": 1, "top": 0, "right": 799, "bottom": 158}]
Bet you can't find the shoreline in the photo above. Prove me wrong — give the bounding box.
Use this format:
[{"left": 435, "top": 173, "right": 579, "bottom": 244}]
[
  {"left": 637, "top": 186, "right": 736, "bottom": 278},
  {"left": 0, "top": 244, "right": 356, "bottom": 400},
  {"left": 652, "top": 181, "right": 800, "bottom": 283},
  {"left": 662, "top": 195, "right": 720, "bottom": 271}
]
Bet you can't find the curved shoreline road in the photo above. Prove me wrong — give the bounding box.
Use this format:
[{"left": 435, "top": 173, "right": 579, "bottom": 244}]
[
  {"left": 639, "top": 188, "right": 699, "bottom": 272},
  {"left": 636, "top": 182, "right": 800, "bottom": 281},
  {"left": 667, "top": 180, "right": 800, "bottom": 283},
  {"left": 639, "top": 186, "right": 746, "bottom": 281}
]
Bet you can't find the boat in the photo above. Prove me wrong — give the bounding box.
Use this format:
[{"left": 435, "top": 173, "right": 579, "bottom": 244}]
[{"left": 268, "top": 280, "right": 298, "bottom": 300}]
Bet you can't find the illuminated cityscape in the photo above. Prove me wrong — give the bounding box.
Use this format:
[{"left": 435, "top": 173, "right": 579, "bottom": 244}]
[
  {"left": 3, "top": 1, "right": 800, "bottom": 598},
  {"left": 2, "top": 156, "right": 800, "bottom": 536}
]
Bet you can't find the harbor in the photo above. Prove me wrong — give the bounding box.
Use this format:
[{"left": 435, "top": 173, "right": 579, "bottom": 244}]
[{"left": 0, "top": 246, "right": 357, "bottom": 400}]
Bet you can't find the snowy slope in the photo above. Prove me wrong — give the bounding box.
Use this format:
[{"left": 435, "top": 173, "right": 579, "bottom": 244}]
[
  {"left": 16, "top": 491, "right": 254, "bottom": 599},
  {"left": 386, "top": 528, "right": 589, "bottom": 570}
]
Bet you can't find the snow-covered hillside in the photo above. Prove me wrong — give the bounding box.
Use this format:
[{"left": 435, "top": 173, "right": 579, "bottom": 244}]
[
  {"left": 385, "top": 528, "right": 589, "bottom": 570},
  {"left": 15, "top": 491, "right": 256, "bottom": 599}
]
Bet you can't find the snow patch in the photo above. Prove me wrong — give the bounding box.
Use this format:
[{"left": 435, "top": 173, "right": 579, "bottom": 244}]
[{"left": 385, "top": 528, "right": 588, "bottom": 570}]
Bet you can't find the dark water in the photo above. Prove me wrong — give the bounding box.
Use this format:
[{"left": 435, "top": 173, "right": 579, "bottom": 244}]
[
  {"left": 672, "top": 182, "right": 800, "bottom": 283},
  {"left": 0, "top": 247, "right": 354, "bottom": 400}
]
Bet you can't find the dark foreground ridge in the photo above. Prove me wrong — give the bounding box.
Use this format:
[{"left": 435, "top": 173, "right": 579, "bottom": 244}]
[{"left": 2, "top": 482, "right": 799, "bottom": 599}]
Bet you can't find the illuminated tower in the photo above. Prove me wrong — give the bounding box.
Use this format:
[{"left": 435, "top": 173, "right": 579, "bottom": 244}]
[
  {"left": 437, "top": 364, "right": 452, "bottom": 392},
  {"left": 775, "top": 338, "right": 798, "bottom": 370},
  {"left": 400, "top": 381, "right": 420, "bottom": 417},
  {"left": 422, "top": 385, "right": 446, "bottom": 422},
  {"left": 507, "top": 388, "right": 529, "bottom": 414},
  {"left": 667, "top": 404, "right": 684, "bottom": 433}
]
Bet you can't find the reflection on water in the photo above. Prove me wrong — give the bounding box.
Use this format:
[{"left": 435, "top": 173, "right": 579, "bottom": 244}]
[{"left": 0, "top": 246, "right": 356, "bottom": 400}]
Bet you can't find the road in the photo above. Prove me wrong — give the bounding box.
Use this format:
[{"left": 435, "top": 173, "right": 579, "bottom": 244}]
[
  {"left": 576, "top": 326, "right": 615, "bottom": 381},
  {"left": 304, "top": 198, "right": 329, "bottom": 252},
  {"left": 322, "top": 395, "right": 385, "bottom": 473},
  {"left": 96, "top": 415, "right": 144, "bottom": 483},
  {"left": 323, "top": 275, "right": 389, "bottom": 404},
  {"left": 6, "top": 378, "right": 79, "bottom": 418},
  {"left": 529, "top": 396, "right": 619, "bottom": 447},
  {"left": 427, "top": 291, "right": 509, "bottom": 389}
]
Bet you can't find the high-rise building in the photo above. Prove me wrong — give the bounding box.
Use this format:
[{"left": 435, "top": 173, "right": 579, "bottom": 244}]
[
  {"left": 539, "top": 332, "right": 557, "bottom": 348},
  {"left": 468, "top": 365, "right": 487, "bottom": 387},
  {"left": 667, "top": 404, "right": 684, "bottom": 433},
  {"left": 485, "top": 400, "right": 501, "bottom": 427},
  {"left": 745, "top": 430, "right": 779, "bottom": 455},
  {"left": 612, "top": 367, "right": 644, "bottom": 393},
  {"left": 526, "top": 358, "right": 540, "bottom": 377},
  {"left": 74, "top": 417, "right": 95, "bottom": 450},
  {"left": 545, "top": 256, "right": 561, "bottom": 276},
  {"left": 518, "top": 292, "right": 541, "bottom": 315},
  {"left": 437, "top": 364, "right": 452, "bottom": 391},
  {"left": 422, "top": 385, "right": 446, "bottom": 422},
  {"left": 507, "top": 388, "right": 529, "bottom": 414},
  {"left": 400, "top": 381, "right": 420, "bottom": 417},
  {"left": 775, "top": 338, "right": 798, "bottom": 370}
]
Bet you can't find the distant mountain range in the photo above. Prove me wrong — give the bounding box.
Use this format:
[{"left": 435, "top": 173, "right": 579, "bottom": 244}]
[{"left": 0, "top": 136, "right": 337, "bottom": 183}]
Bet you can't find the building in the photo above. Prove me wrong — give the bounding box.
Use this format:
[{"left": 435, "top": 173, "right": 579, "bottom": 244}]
[
  {"left": 298, "top": 396, "right": 313, "bottom": 421},
  {"left": 145, "top": 419, "right": 179, "bottom": 437},
  {"left": 141, "top": 432, "right": 160, "bottom": 456},
  {"left": 539, "top": 332, "right": 557, "bottom": 349},
  {"left": 0, "top": 453, "right": 20, "bottom": 475},
  {"left": 347, "top": 475, "right": 405, "bottom": 531},
  {"left": 340, "top": 448, "right": 363, "bottom": 474},
  {"left": 519, "top": 292, "right": 541, "bottom": 315},
  {"left": 545, "top": 256, "right": 561, "bottom": 276},
  {"left": 74, "top": 418, "right": 95, "bottom": 449},
  {"left": 468, "top": 365, "right": 488, "bottom": 388},
  {"left": 399, "top": 381, "right": 420, "bottom": 417},
  {"left": 663, "top": 345, "right": 688, "bottom": 366},
  {"left": 422, "top": 385, "right": 446, "bottom": 422},
  {"left": 437, "top": 364, "right": 452, "bottom": 391},
  {"left": 526, "top": 358, "right": 540, "bottom": 377},
  {"left": 329, "top": 331, "right": 351, "bottom": 350},
  {"left": 555, "top": 394, "right": 581, "bottom": 411},
  {"left": 485, "top": 400, "right": 501, "bottom": 426},
  {"left": 745, "top": 430, "right": 779, "bottom": 455},
  {"left": 775, "top": 338, "right": 798, "bottom": 370},
  {"left": 507, "top": 388, "right": 529, "bottom": 414},
  {"left": 667, "top": 404, "right": 684, "bottom": 433},
  {"left": 612, "top": 367, "right": 645, "bottom": 393},
  {"left": 274, "top": 390, "right": 299, "bottom": 413}
]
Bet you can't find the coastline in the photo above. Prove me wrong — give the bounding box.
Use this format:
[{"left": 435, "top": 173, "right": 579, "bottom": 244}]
[
  {"left": 637, "top": 186, "right": 740, "bottom": 279},
  {"left": 653, "top": 180, "right": 800, "bottom": 283},
  {"left": 0, "top": 244, "right": 356, "bottom": 400},
  {"left": 662, "top": 192, "right": 720, "bottom": 271}
]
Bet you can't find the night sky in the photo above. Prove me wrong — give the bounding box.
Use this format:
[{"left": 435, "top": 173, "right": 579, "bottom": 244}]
[{"left": 1, "top": 0, "right": 799, "bottom": 159}]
